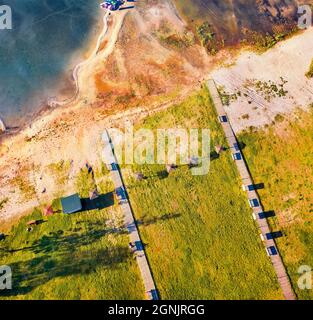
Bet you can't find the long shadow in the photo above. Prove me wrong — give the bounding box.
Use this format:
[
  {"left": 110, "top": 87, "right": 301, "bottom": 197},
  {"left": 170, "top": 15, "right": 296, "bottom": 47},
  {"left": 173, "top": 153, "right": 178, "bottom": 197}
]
[
  {"left": 0, "top": 223, "right": 131, "bottom": 297},
  {"left": 157, "top": 170, "right": 169, "bottom": 180},
  {"left": 0, "top": 246, "right": 130, "bottom": 297},
  {"left": 237, "top": 141, "right": 246, "bottom": 150},
  {"left": 136, "top": 213, "right": 181, "bottom": 227},
  {"left": 119, "top": 6, "right": 135, "bottom": 10},
  {"left": 0, "top": 186, "right": 180, "bottom": 298},
  {"left": 80, "top": 192, "right": 114, "bottom": 212},
  {"left": 146, "top": 154, "right": 219, "bottom": 181},
  {"left": 9, "top": 226, "right": 127, "bottom": 255},
  {"left": 253, "top": 183, "right": 265, "bottom": 190},
  {"left": 267, "top": 231, "right": 284, "bottom": 240},
  {"left": 210, "top": 151, "right": 220, "bottom": 161},
  {"left": 259, "top": 210, "right": 276, "bottom": 219}
]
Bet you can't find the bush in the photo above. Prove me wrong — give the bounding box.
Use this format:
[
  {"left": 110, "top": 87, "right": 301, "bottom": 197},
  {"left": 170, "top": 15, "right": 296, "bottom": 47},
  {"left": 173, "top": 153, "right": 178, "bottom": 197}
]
[{"left": 305, "top": 59, "right": 313, "bottom": 78}]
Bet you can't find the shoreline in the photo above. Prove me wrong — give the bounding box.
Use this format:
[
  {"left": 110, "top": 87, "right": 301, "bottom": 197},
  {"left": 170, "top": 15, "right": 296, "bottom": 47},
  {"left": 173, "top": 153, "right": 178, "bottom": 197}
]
[
  {"left": 50, "top": 11, "right": 109, "bottom": 107},
  {"left": 0, "top": 9, "right": 303, "bottom": 141},
  {"left": 2, "top": 5, "right": 313, "bottom": 229},
  {"left": 0, "top": 8, "right": 106, "bottom": 138},
  {"left": 0, "top": 8, "right": 128, "bottom": 144},
  {"left": 0, "top": 9, "right": 128, "bottom": 149}
]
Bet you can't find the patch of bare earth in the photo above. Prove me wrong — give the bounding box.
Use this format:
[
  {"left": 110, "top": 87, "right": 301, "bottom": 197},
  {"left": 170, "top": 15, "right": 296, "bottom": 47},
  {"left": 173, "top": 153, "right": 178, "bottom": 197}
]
[{"left": 0, "top": 1, "right": 216, "bottom": 229}]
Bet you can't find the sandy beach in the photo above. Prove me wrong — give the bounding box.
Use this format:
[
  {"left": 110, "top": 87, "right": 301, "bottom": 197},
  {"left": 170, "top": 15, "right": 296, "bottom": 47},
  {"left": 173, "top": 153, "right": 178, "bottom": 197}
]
[
  {"left": 211, "top": 28, "right": 313, "bottom": 133},
  {"left": 0, "top": 5, "right": 203, "bottom": 230}
]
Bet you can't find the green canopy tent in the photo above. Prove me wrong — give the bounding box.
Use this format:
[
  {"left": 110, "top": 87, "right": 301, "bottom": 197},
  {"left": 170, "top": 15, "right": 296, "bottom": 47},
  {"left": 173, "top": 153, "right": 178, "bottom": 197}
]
[{"left": 61, "top": 193, "right": 82, "bottom": 214}]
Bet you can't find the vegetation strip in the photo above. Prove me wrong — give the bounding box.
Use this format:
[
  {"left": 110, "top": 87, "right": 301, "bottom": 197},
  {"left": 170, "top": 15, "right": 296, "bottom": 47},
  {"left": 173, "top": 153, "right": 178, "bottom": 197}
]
[{"left": 207, "top": 79, "right": 296, "bottom": 300}]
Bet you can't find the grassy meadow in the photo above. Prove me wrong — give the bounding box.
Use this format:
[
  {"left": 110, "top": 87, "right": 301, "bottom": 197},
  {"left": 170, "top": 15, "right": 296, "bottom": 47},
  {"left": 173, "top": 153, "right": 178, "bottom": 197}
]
[
  {"left": 1, "top": 86, "right": 293, "bottom": 300},
  {"left": 239, "top": 108, "right": 313, "bottom": 300},
  {"left": 0, "top": 167, "right": 144, "bottom": 300},
  {"left": 121, "top": 87, "right": 283, "bottom": 299}
]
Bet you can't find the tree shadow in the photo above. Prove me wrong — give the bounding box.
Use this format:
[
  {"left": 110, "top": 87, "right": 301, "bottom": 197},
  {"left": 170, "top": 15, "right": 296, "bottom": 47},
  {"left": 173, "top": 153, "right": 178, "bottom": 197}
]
[
  {"left": 156, "top": 170, "right": 169, "bottom": 180},
  {"left": 210, "top": 151, "right": 220, "bottom": 161},
  {"left": 0, "top": 209, "right": 180, "bottom": 297},
  {"left": 237, "top": 142, "right": 246, "bottom": 150},
  {"left": 136, "top": 213, "right": 181, "bottom": 227},
  {"left": 0, "top": 225, "right": 130, "bottom": 297},
  {"left": 9, "top": 226, "right": 127, "bottom": 255},
  {"left": 0, "top": 245, "right": 130, "bottom": 297}
]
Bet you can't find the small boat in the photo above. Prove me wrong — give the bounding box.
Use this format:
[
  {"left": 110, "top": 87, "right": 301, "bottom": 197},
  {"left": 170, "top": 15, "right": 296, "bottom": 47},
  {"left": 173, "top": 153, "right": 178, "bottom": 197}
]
[
  {"left": 0, "top": 117, "right": 5, "bottom": 133},
  {"left": 100, "top": 0, "right": 125, "bottom": 11}
]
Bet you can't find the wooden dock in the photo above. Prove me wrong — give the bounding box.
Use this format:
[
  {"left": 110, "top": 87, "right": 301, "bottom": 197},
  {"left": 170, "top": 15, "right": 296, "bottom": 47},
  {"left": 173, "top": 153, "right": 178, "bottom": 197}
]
[
  {"left": 207, "top": 79, "right": 296, "bottom": 300},
  {"left": 102, "top": 130, "right": 158, "bottom": 300}
]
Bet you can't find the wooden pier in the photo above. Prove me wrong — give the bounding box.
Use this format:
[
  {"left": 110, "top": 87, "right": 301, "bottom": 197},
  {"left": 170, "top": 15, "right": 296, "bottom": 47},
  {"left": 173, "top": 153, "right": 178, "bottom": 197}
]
[
  {"left": 102, "top": 130, "right": 158, "bottom": 300},
  {"left": 208, "top": 79, "right": 296, "bottom": 300}
]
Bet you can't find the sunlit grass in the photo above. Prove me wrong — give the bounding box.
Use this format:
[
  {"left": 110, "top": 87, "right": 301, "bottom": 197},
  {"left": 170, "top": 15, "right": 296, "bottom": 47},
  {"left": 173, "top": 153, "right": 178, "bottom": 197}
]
[
  {"left": 122, "top": 87, "right": 283, "bottom": 299},
  {"left": 239, "top": 108, "right": 313, "bottom": 300},
  {"left": 0, "top": 86, "right": 297, "bottom": 300},
  {"left": 0, "top": 168, "right": 144, "bottom": 300}
]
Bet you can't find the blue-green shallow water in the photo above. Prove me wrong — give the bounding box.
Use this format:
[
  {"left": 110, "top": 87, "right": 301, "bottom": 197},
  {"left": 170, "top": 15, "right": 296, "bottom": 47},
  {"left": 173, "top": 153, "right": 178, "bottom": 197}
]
[{"left": 0, "top": 0, "right": 100, "bottom": 127}]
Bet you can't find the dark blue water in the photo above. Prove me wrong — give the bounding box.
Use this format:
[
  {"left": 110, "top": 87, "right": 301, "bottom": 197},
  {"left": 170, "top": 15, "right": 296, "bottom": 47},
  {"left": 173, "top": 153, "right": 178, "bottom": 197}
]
[{"left": 0, "top": 0, "right": 100, "bottom": 127}]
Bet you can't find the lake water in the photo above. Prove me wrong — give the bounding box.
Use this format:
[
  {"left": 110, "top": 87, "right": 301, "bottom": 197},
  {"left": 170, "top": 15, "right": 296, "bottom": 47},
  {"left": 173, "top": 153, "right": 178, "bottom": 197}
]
[{"left": 0, "top": 0, "right": 100, "bottom": 127}]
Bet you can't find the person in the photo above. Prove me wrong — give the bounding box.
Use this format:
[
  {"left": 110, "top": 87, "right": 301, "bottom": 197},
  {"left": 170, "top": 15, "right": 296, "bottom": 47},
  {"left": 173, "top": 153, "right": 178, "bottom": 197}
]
[{"left": 129, "top": 242, "right": 137, "bottom": 253}]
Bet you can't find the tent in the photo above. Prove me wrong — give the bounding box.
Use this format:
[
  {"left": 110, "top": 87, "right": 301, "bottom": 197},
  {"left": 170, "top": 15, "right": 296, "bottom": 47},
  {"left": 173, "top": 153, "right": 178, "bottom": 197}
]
[{"left": 61, "top": 193, "right": 82, "bottom": 214}]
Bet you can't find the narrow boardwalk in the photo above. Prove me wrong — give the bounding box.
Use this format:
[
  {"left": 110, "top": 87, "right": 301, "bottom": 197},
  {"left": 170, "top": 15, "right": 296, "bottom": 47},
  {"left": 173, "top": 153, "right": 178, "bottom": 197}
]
[
  {"left": 102, "top": 130, "right": 158, "bottom": 300},
  {"left": 208, "top": 79, "right": 296, "bottom": 300}
]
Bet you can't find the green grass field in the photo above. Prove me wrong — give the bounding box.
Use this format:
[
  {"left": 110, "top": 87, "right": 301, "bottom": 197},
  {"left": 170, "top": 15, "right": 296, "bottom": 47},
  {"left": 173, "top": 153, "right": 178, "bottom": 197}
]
[
  {"left": 0, "top": 168, "right": 144, "bottom": 300},
  {"left": 121, "top": 87, "right": 283, "bottom": 299},
  {"left": 239, "top": 109, "right": 313, "bottom": 300},
  {"left": 1, "top": 87, "right": 289, "bottom": 300}
]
